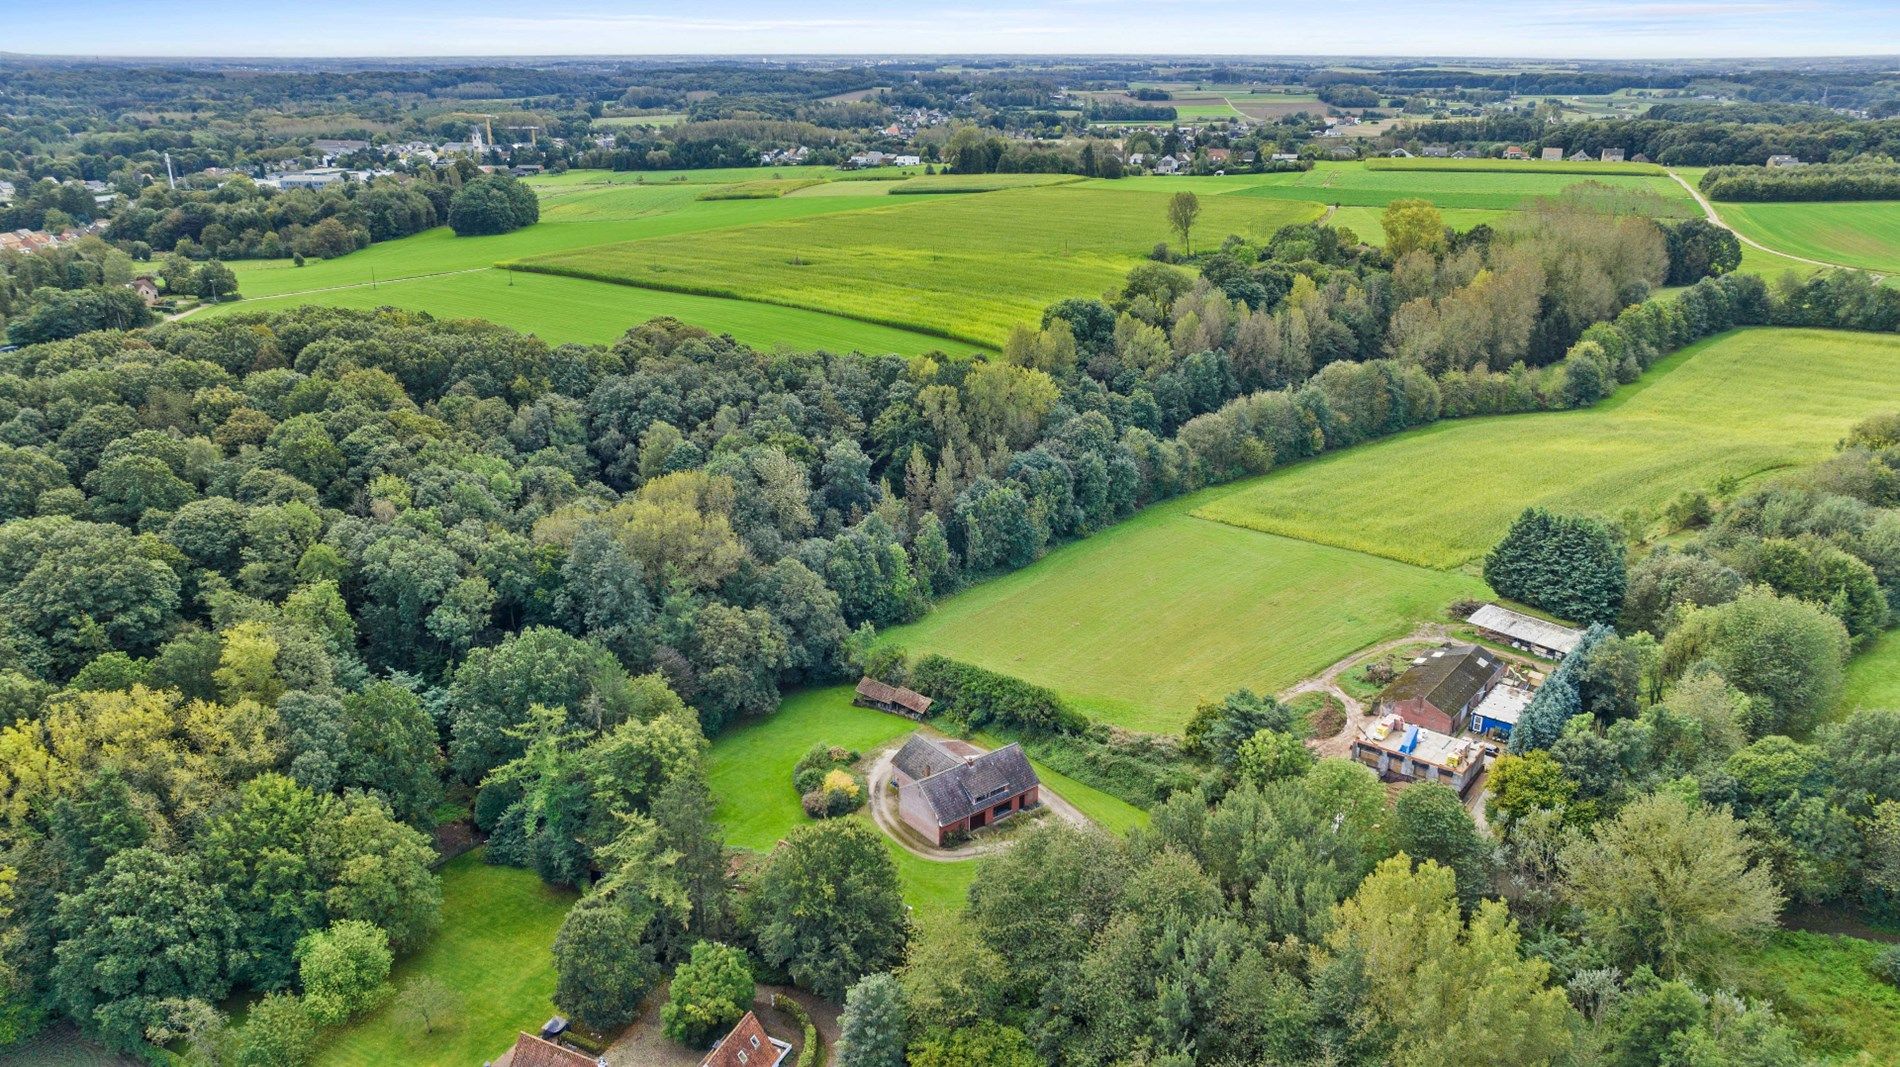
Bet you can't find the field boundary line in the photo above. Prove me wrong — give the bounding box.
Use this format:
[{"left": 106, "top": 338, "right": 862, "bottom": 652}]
[{"left": 1669, "top": 171, "right": 1882, "bottom": 278}]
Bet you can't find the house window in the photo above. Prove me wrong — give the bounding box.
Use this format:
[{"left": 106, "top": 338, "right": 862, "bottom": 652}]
[
  {"left": 750, "top": 1035, "right": 761, "bottom": 1049},
  {"left": 738, "top": 1053, "right": 748, "bottom": 1065}
]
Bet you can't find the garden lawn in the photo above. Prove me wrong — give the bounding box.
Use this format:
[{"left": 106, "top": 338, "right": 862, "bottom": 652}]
[
  {"left": 1718, "top": 200, "right": 1900, "bottom": 275},
  {"left": 879, "top": 494, "right": 1485, "bottom": 733},
  {"left": 511, "top": 184, "right": 1321, "bottom": 347},
  {"left": 1841, "top": 629, "right": 1900, "bottom": 717},
  {"left": 1194, "top": 328, "right": 1900, "bottom": 569},
  {"left": 205, "top": 268, "right": 964, "bottom": 356},
  {"left": 314, "top": 849, "right": 575, "bottom": 1067},
  {"left": 1727, "top": 930, "right": 1900, "bottom": 1065}
]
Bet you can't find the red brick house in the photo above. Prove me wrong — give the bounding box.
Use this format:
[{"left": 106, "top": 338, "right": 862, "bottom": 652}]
[
  {"left": 890, "top": 733, "right": 1040, "bottom": 846},
  {"left": 702, "top": 1011, "right": 790, "bottom": 1067},
  {"left": 1374, "top": 644, "right": 1506, "bottom": 735}
]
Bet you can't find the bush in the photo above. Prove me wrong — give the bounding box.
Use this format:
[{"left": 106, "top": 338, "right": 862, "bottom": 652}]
[
  {"left": 801, "top": 770, "right": 864, "bottom": 819},
  {"left": 909, "top": 656, "right": 1089, "bottom": 735},
  {"left": 773, "top": 992, "right": 822, "bottom": 1067},
  {"left": 1876, "top": 945, "right": 1900, "bottom": 987},
  {"left": 661, "top": 940, "right": 753, "bottom": 1048},
  {"left": 792, "top": 742, "right": 858, "bottom": 794},
  {"left": 295, "top": 920, "right": 392, "bottom": 1026}
]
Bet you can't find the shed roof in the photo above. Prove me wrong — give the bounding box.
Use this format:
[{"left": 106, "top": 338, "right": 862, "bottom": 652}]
[
  {"left": 905, "top": 741, "right": 1039, "bottom": 826},
  {"left": 1380, "top": 644, "right": 1501, "bottom": 715},
  {"left": 1471, "top": 683, "right": 1533, "bottom": 727},
  {"left": 1467, "top": 604, "right": 1582, "bottom": 655},
  {"left": 855, "top": 677, "right": 932, "bottom": 715}
]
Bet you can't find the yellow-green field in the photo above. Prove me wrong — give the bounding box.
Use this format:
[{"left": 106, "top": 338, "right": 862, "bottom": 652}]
[
  {"left": 1226, "top": 162, "right": 1697, "bottom": 213},
  {"left": 1195, "top": 329, "right": 1900, "bottom": 568},
  {"left": 510, "top": 184, "right": 1322, "bottom": 347},
  {"left": 1718, "top": 200, "right": 1900, "bottom": 275}
]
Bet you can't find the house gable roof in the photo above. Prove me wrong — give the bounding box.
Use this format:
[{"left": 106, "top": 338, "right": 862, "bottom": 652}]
[
  {"left": 701, "top": 1011, "right": 789, "bottom": 1067},
  {"left": 1379, "top": 644, "right": 1501, "bottom": 716},
  {"left": 855, "top": 677, "right": 932, "bottom": 715},
  {"left": 1467, "top": 604, "right": 1582, "bottom": 655},
  {"left": 906, "top": 742, "right": 1039, "bottom": 826},
  {"left": 506, "top": 1032, "right": 600, "bottom": 1067},
  {"left": 891, "top": 733, "right": 962, "bottom": 782}
]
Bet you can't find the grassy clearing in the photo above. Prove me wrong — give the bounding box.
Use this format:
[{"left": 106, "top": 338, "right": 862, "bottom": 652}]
[
  {"left": 314, "top": 849, "right": 574, "bottom": 1067},
  {"left": 512, "top": 184, "right": 1321, "bottom": 347},
  {"left": 524, "top": 165, "right": 924, "bottom": 187},
  {"left": 1719, "top": 200, "right": 1900, "bottom": 274},
  {"left": 880, "top": 494, "right": 1484, "bottom": 733},
  {"left": 1366, "top": 157, "right": 1667, "bottom": 177},
  {"left": 1195, "top": 329, "right": 1900, "bottom": 569},
  {"left": 696, "top": 178, "right": 831, "bottom": 200},
  {"left": 1227, "top": 162, "right": 1696, "bottom": 214},
  {"left": 1727, "top": 930, "right": 1900, "bottom": 1065},
  {"left": 1841, "top": 630, "right": 1900, "bottom": 716},
  {"left": 205, "top": 268, "right": 965, "bottom": 356}
]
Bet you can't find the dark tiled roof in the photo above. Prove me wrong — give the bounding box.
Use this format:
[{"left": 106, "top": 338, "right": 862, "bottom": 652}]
[
  {"left": 891, "top": 733, "right": 961, "bottom": 782},
  {"left": 1379, "top": 644, "right": 1501, "bottom": 716},
  {"left": 910, "top": 742, "right": 1039, "bottom": 825},
  {"left": 506, "top": 1032, "right": 599, "bottom": 1067}
]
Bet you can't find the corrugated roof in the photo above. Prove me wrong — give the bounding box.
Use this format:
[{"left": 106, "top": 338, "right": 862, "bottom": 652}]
[
  {"left": 1380, "top": 644, "right": 1500, "bottom": 716},
  {"left": 1467, "top": 604, "right": 1582, "bottom": 655}
]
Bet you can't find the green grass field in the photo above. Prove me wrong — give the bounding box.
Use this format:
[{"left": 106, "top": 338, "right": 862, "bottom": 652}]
[
  {"left": 1365, "top": 157, "right": 1667, "bottom": 177},
  {"left": 512, "top": 184, "right": 1321, "bottom": 347},
  {"left": 1195, "top": 329, "right": 1900, "bottom": 569},
  {"left": 210, "top": 268, "right": 963, "bottom": 355},
  {"left": 880, "top": 493, "right": 1485, "bottom": 733},
  {"left": 1841, "top": 630, "right": 1900, "bottom": 716},
  {"left": 1728, "top": 931, "right": 1900, "bottom": 1065},
  {"left": 315, "top": 849, "right": 575, "bottom": 1067},
  {"left": 1225, "top": 162, "right": 1697, "bottom": 214},
  {"left": 1719, "top": 201, "right": 1900, "bottom": 275}
]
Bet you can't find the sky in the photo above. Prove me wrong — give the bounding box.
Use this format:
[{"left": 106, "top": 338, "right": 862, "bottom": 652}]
[{"left": 5, "top": 0, "right": 1898, "bottom": 59}]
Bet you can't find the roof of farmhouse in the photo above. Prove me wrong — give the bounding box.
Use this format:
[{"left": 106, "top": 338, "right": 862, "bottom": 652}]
[{"left": 1381, "top": 644, "right": 1500, "bottom": 712}]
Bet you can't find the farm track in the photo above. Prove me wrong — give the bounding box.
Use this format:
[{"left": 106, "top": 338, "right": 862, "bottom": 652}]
[{"left": 1670, "top": 171, "right": 1883, "bottom": 279}]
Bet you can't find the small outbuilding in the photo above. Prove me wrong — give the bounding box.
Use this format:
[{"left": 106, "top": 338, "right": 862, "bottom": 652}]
[
  {"left": 1466, "top": 603, "right": 1582, "bottom": 660},
  {"left": 498, "top": 1030, "right": 604, "bottom": 1067},
  {"left": 855, "top": 677, "right": 933, "bottom": 719},
  {"left": 1469, "top": 683, "right": 1534, "bottom": 738}
]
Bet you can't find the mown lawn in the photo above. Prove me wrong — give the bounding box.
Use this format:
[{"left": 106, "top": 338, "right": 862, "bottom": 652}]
[
  {"left": 1718, "top": 200, "right": 1900, "bottom": 275},
  {"left": 880, "top": 495, "right": 1484, "bottom": 733},
  {"left": 1195, "top": 328, "right": 1900, "bottom": 569},
  {"left": 510, "top": 184, "right": 1322, "bottom": 348},
  {"left": 207, "top": 266, "right": 965, "bottom": 357},
  {"left": 1727, "top": 930, "right": 1900, "bottom": 1064},
  {"left": 314, "top": 849, "right": 575, "bottom": 1067}
]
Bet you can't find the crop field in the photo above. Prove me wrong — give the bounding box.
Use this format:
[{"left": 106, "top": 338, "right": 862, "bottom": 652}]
[
  {"left": 214, "top": 267, "right": 962, "bottom": 355},
  {"left": 1366, "top": 157, "right": 1667, "bottom": 177},
  {"left": 1195, "top": 329, "right": 1900, "bottom": 568},
  {"left": 879, "top": 493, "right": 1485, "bottom": 733},
  {"left": 1718, "top": 201, "right": 1900, "bottom": 275},
  {"left": 511, "top": 184, "right": 1323, "bottom": 347},
  {"left": 316, "top": 849, "right": 575, "bottom": 1067},
  {"left": 1227, "top": 163, "right": 1698, "bottom": 214}
]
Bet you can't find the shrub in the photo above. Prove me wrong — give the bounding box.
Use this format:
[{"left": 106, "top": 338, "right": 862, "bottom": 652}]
[
  {"left": 909, "top": 656, "right": 1089, "bottom": 735},
  {"left": 801, "top": 769, "right": 865, "bottom": 819},
  {"left": 774, "top": 992, "right": 822, "bottom": 1067},
  {"left": 661, "top": 941, "right": 753, "bottom": 1048},
  {"left": 295, "top": 920, "right": 392, "bottom": 1026},
  {"left": 1876, "top": 945, "right": 1900, "bottom": 987}
]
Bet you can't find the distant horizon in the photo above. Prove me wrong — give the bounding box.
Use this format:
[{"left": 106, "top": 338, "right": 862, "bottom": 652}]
[{"left": 7, "top": 0, "right": 1899, "bottom": 61}]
